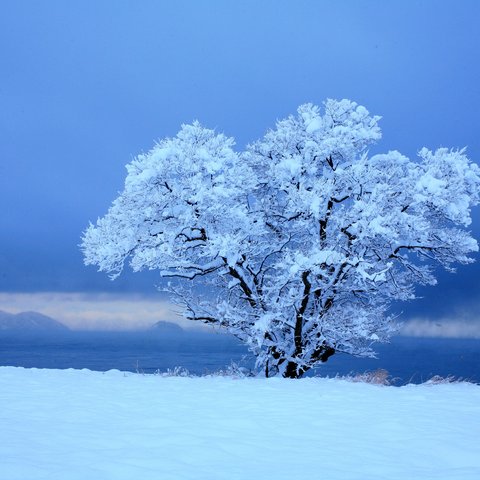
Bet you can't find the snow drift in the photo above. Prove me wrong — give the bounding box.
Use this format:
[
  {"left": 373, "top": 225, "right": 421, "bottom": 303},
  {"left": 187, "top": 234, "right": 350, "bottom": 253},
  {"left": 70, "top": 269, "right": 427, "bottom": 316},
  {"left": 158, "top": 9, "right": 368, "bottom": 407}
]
[{"left": 1, "top": 367, "right": 479, "bottom": 479}]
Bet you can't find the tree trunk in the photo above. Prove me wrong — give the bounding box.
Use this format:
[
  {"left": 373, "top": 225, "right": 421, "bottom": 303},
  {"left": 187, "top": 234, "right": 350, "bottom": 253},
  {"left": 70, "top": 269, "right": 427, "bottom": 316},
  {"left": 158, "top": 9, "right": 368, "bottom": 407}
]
[
  {"left": 282, "top": 345, "right": 336, "bottom": 379},
  {"left": 283, "top": 361, "right": 307, "bottom": 379}
]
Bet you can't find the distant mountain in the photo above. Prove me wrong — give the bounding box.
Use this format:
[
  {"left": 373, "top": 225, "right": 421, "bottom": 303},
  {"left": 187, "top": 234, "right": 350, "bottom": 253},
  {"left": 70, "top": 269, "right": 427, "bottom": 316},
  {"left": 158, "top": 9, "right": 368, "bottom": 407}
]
[
  {"left": 149, "top": 321, "right": 184, "bottom": 335},
  {"left": 0, "top": 310, "right": 69, "bottom": 333}
]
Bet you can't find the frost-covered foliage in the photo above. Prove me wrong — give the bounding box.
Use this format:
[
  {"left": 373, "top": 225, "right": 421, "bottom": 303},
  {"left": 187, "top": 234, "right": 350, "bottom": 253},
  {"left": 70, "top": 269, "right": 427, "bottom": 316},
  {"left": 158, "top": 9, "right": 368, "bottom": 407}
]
[{"left": 82, "top": 99, "right": 480, "bottom": 378}]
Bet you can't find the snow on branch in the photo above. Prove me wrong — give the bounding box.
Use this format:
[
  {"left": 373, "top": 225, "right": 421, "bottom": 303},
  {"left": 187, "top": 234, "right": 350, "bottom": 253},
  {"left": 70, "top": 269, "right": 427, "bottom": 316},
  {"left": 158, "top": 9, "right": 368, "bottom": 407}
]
[{"left": 81, "top": 100, "right": 480, "bottom": 378}]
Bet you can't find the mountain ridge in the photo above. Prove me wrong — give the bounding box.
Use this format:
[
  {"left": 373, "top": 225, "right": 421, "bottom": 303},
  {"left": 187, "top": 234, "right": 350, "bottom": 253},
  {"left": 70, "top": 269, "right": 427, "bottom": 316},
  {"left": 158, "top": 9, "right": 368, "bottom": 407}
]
[
  {"left": 149, "top": 320, "right": 184, "bottom": 334},
  {"left": 0, "top": 310, "right": 70, "bottom": 333}
]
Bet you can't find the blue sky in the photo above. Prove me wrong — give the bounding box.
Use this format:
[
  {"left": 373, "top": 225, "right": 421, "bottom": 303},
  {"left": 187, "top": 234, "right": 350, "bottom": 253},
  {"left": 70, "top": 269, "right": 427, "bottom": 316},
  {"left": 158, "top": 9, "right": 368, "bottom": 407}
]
[{"left": 1, "top": 1, "right": 479, "bottom": 330}]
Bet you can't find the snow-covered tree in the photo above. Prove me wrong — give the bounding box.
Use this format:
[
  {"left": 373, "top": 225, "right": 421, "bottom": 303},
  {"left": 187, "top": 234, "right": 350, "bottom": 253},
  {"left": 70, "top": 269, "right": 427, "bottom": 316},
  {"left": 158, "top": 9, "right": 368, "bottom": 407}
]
[{"left": 81, "top": 100, "right": 480, "bottom": 378}]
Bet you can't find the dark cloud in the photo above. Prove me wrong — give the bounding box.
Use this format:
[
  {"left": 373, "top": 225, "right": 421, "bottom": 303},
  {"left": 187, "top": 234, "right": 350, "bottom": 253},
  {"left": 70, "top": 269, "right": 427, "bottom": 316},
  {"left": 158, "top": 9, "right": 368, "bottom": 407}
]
[{"left": 1, "top": 1, "right": 479, "bottom": 324}]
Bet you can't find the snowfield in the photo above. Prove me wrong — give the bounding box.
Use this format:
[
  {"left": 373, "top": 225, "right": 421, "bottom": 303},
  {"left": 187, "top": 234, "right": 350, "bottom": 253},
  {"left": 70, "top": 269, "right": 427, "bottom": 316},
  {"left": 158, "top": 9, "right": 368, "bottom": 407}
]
[{"left": 1, "top": 367, "right": 479, "bottom": 480}]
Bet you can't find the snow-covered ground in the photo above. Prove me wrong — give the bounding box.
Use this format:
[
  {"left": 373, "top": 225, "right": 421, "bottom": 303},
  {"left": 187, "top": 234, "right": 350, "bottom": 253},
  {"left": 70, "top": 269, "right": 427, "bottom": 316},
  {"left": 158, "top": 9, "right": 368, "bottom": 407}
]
[{"left": 1, "top": 367, "right": 479, "bottom": 480}]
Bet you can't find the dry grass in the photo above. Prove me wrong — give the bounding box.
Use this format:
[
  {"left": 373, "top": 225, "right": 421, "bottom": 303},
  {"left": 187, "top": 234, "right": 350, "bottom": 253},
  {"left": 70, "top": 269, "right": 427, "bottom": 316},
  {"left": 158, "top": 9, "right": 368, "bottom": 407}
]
[{"left": 342, "top": 368, "right": 392, "bottom": 385}]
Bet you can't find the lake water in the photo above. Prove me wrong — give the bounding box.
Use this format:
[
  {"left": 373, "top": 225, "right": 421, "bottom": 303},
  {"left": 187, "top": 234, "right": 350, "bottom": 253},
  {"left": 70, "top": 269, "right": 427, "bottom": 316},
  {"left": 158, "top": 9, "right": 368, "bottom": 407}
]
[{"left": 1, "top": 332, "right": 478, "bottom": 385}]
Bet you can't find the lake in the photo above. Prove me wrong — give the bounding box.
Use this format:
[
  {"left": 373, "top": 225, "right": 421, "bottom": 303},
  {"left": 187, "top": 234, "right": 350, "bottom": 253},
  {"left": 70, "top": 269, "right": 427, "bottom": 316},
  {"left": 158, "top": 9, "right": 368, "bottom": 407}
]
[{"left": 0, "top": 331, "right": 478, "bottom": 385}]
